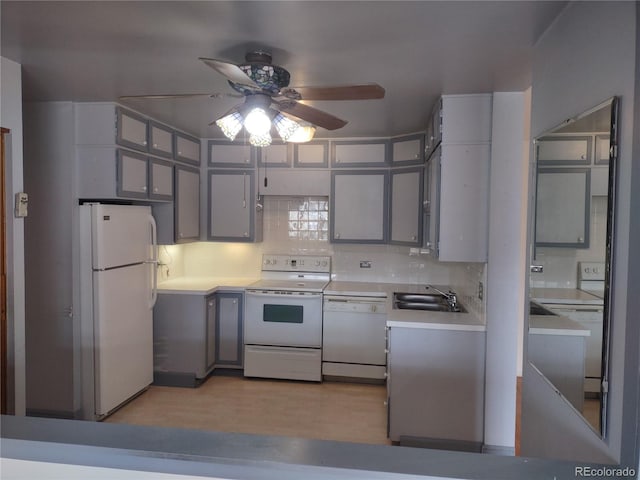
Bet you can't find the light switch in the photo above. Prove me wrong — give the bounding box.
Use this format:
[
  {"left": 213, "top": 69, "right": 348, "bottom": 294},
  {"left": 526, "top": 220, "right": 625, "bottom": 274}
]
[{"left": 14, "top": 192, "right": 28, "bottom": 217}]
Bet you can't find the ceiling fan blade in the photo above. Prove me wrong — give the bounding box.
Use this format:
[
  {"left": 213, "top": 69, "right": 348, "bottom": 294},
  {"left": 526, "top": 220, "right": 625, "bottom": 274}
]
[
  {"left": 274, "top": 99, "right": 347, "bottom": 130},
  {"left": 198, "top": 57, "right": 260, "bottom": 89},
  {"left": 119, "top": 93, "right": 241, "bottom": 100},
  {"left": 284, "top": 84, "right": 385, "bottom": 101}
]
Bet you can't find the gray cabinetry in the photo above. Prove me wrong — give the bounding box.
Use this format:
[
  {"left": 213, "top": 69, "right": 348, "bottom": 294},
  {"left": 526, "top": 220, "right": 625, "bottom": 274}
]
[
  {"left": 208, "top": 140, "right": 254, "bottom": 167},
  {"left": 422, "top": 151, "right": 439, "bottom": 251},
  {"left": 149, "top": 158, "right": 173, "bottom": 200},
  {"left": 331, "top": 140, "right": 389, "bottom": 167},
  {"left": 331, "top": 170, "right": 388, "bottom": 243},
  {"left": 535, "top": 168, "right": 590, "bottom": 247},
  {"left": 174, "top": 132, "right": 201, "bottom": 165},
  {"left": 536, "top": 136, "right": 591, "bottom": 165},
  {"left": 208, "top": 169, "right": 262, "bottom": 242},
  {"left": 116, "top": 106, "right": 149, "bottom": 152},
  {"left": 257, "top": 142, "right": 290, "bottom": 167},
  {"left": 294, "top": 141, "right": 328, "bottom": 167},
  {"left": 149, "top": 121, "right": 174, "bottom": 158},
  {"left": 390, "top": 166, "right": 423, "bottom": 245},
  {"left": 391, "top": 134, "right": 424, "bottom": 166},
  {"left": 116, "top": 149, "right": 148, "bottom": 198},
  {"left": 175, "top": 165, "right": 200, "bottom": 243},
  {"left": 424, "top": 98, "right": 442, "bottom": 159},
  {"left": 152, "top": 293, "right": 216, "bottom": 386},
  {"left": 387, "top": 326, "right": 485, "bottom": 450},
  {"left": 215, "top": 292, "right": 244, "bottom": 367}
]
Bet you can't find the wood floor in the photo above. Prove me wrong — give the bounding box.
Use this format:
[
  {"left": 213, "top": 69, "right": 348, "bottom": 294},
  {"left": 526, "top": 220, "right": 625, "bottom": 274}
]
[{"left": 106, "top": 375, "right": 391, "bottom": 445}]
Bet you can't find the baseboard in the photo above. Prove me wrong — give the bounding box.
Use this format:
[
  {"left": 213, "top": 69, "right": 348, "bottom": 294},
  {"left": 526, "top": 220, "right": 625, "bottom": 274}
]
[
  {"left": 482, "top": 444, "right": 516, "bottom": 456},
  {"left": 153, "top": 371, "right": 198, "bottom": 388}
]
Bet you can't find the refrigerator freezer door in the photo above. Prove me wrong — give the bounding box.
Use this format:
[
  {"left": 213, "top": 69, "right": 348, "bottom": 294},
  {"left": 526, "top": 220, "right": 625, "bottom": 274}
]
[
  {"left": 91, "top": 204, "right": 153, "bottom": 269},
  {"left": 93, "top": 263, "right": 153, "bottom": 416}
]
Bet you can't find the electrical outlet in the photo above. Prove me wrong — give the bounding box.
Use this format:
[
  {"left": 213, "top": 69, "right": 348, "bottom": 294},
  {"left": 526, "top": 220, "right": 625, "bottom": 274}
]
[
  {"left": 478, "top": 281, "right": 484, "bottom": 301},
  {"left": 359, "top": 261, "right": 372, "bottom": 269}
]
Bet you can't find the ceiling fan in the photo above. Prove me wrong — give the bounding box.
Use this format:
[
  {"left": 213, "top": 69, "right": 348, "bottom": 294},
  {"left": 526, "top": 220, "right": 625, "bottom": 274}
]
[{"left": 119, "top": 50, "right": 385, "bottom": 145}]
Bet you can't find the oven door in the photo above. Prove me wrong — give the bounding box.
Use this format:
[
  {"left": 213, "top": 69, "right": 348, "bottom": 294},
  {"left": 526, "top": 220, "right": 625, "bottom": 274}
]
[{"left": 244, "top": 290, "right": 322, "bottom": 348}]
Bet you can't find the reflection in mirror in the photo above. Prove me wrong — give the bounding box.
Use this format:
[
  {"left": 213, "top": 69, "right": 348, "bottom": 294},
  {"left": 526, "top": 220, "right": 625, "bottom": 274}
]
[{"left": 529, "top": 97, "right": 618, "bottom": 437}]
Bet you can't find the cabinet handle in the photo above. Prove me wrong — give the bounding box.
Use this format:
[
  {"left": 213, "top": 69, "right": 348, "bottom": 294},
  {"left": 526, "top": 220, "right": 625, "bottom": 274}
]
[
  {"left": 142, "top": 140, "right": 147, "bottom": 146},
  {"left": 153, "top": 187, "right": 158, "bottom": 193},
  {"left": 141, "top": 186, "right": 147, "bottom": 192},
  {"left": 208, "top": 301, "right": 214, "bottom": 307},
  {"left": 178, "top": 151, "right": 182, "bottom": 155},
  {"left": 233, "top": 299, "right": 237, "bottom": 304},
  {"left": 415, "top": 153, "right": 420, "bottom": 159},
  {"left": 426, "top": 241, "right": 432, "bottom": 248},
  {"left": 243, "top": 232, "right": 249, "bottom": 237},
  {"left": 179, "top": 232, "right": 183, "bottom": 238},
  {"left": 411, "top": 235, "right": 417, "bottom": 241},
  {"left": 383, "top": 400, "right": 388, "bottom": 406},
  {"left": 153, "top": 143, "right": 158, "bottom": 148},
  {"left": 384, "top": 372, "right": 389, "bottom": 378},
  {"left": 384, "top": 349, "right": 389, "bottom": 354},
  {"left": 578, "top": 236, "right": 584, "bottom": 242},
  {"left": 335, "top": 233, "right": 341, "bottom": 239}
]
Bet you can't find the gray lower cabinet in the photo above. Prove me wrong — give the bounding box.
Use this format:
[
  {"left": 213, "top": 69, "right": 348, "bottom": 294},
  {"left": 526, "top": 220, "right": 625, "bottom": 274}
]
[
  {"left": 331, "top": 170, "right": 389, "bottom": 243},
  {"left": 152, "top": 293, "right": 216, "bottom": 387},
  {"left": 215, "top": 292, "right": 244, "bottom": 367},
  {"left": 387, "top": 326, "right": 485, "bottom": 451},
  {"left": 209, "top": 169, "right": 262, "bottom": 242}
]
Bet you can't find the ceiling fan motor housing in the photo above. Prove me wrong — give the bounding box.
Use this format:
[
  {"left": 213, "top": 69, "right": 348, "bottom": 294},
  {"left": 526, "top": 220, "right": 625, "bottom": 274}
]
[{"left": 230, "top": 51, "right": 291, "bottom": 95}]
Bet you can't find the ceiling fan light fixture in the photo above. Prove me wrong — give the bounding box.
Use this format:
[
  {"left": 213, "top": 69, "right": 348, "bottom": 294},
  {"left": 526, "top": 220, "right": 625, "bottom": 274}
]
[
  {"left": 215, "top": 111, "right": 243, "bottom": 141},
  {"left": 273, "top": 113, "right": 300, "bottom": 141},
  {"left": 244, "top": 107, "right": 272, "bottom": 136},
  {"left": 249, "top": 132, "right": 272, "bottom": 147},
  {"left": 287, "top": 123, "right": 316, "bottom": 143}
]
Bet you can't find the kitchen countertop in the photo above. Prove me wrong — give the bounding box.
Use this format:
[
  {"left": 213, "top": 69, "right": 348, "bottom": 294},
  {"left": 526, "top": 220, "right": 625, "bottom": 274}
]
[
  {"left": 529, "top": 314, "right": 591, "bottom": 336},
  {"left": 157, "top": 276, "right": 259, "bottom": 295},
  {"left": 530, "top": 287, "right": 603, "bottom": 305},
  {"left": 326, "top": 281, "right": 486, "bottom": 332}
]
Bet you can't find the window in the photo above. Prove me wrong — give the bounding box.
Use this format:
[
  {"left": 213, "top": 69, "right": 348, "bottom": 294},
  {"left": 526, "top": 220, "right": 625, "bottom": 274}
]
[{"left": 287, "top": 197, "right": 329, "bottom": 241}]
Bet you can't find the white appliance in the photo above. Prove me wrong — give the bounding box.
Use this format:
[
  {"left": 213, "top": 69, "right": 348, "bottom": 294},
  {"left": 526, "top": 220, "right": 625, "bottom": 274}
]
[
  {"left": 79, "top": 204, "right": 158, "bottom": 419},
  {"left": 244, "top": 254, "right": 330, "bottom": 382},
  {"left": 323, "top": 295, "right": 387, "bottom": 380}
]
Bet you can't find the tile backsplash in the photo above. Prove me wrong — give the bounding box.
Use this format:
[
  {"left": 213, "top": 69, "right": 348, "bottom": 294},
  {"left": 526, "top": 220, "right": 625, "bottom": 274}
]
[{"left": 157, "top": 195, "right": 486, "bottom": 319}]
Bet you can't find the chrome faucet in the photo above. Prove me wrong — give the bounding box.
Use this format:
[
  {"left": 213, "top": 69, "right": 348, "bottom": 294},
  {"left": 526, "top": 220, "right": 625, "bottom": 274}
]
[{"left": 427, "top": 285, "right": 459, "bottom": 311}]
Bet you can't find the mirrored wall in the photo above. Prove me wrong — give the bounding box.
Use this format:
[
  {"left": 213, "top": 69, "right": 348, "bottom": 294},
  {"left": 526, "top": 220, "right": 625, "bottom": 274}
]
[{"left": 528, "top": 97, "right": 618, "bottom": 436}]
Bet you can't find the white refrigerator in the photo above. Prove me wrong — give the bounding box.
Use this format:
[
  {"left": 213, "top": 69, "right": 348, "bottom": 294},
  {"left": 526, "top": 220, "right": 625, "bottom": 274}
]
[{"left": 79, "top": 204, "right": 157, "bottom": 419}]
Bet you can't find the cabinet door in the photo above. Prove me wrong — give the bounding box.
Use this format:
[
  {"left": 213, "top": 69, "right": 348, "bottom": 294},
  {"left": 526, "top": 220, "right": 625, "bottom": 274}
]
[
  {"left": 390, "top": 167, "right": 423, "bottom": 245},
  {"left": 149, "top": 158, "right": 173, "bottom": 200},
  {"left": 148, "top": 122, "right": 174, "bottom": 158},
  {"left": 595, "top": 135, "right": 610, "bottom": 165},
  {"left": 391, "top": 134, "right": 424, "bottom": 166},
  {"left": 116, "top": 107, "right": 148, "bottom": 152},
  {"left": 208, "top": 140, "right": 253, "bottom": 167},
  {"left": 209, "top": 170, "right": 254, "bottom": 241},
  {"left": 206, "top": 295, "right": 216, "bottom": 371},
  {"left": 331, "top": 140, "right": 389, "bottom": 167},
  {"left": 258, "top": 143, "right": 290, "bottom": 167},
  {"left": 174, "top": 132, "right": 201, "bottom": 165},
  {"left": 423, "top": 148, "right": 440, "bottom": 252},
  {"left": 215, "top": 293, "right": 243, "bottom": 367},
  {"left": 536, "top": 136, "right": 591, "bottom": 165},
  {"left": 174, "top": 165, "right": 200, "bottom": 242},
  {"left": 117, "top": 149, "right": 148, "bottom": 199},
  {"left": 535, "top": 168, "right": 590, "bottom": 247},
  {"left": 294, "top": 141, "right": 328, "bottom": 167},
  {"left": 331, "top": 171, "right": 388, "bottom": 243},
  {"left": 438, "top": 144, "right": 490, "bottom": 262}
]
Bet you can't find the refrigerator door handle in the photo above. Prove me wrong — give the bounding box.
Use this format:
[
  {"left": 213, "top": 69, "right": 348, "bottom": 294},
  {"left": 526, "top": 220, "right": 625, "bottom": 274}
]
[{"left": 146, "top": 214, "right": 159, "bottom": 309}]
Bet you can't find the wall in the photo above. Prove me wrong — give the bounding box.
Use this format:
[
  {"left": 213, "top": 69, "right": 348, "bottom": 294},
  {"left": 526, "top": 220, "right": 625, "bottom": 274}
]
[
  {"left": 522, "top": 1, "right": 639, "bottom": 467},
  {"left": 0, "top": 56, "right": 26, "bottom": 416},
  {"left": 483, "top": 91, "right": 529, "bottom": 454}
]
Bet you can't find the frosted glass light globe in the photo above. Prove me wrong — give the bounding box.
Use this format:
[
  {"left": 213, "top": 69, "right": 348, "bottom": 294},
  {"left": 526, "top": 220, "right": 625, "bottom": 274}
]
[{"left": 244, "top": 108, "right": 271, "bottom": 136}]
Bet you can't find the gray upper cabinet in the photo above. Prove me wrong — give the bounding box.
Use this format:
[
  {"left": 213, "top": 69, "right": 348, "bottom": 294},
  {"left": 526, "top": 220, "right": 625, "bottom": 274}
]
[
  {"left": 116, "top": 107, "right": 149, "bottom": 152},
  {"left": 390, "top": 166, "right": 423, "bottom": 246},
  {"left": 391, "top": 134, "right": 424, "bottom": 166},
  {"left": 535, "top": 167, "right": 590, "bottom": 248},
  {"left": 331, "top": 140, "right": 389, "bottom": 167},
  {"left": 174, "top": 132, "right": 201, "bottom": 166},
  {"left": 536, "top": 136, "right": 591, "bottom": 165},
  {"left": 116, "top": 149, "right": 148, "bottom": 199},
  {"left": 208, "top": 140, "right": 254, "bottom": 167},
  {"left": 257, "top": 142, "right": 290, "bottom": 167},
  {"left": 422, "top": 150, "right": 440, "bottom": 252},
  {"left": 294, "top": 141, "right": 328, "bottom": 167},
  {"left": 149, "top": 158, "right": 173, "bottom": 201},
  {"left": 209, "top": 169, "right": 262, "bottom": 242},
  {"left": 331, "top": 170, "right": 388, "bottom": 243},
  {"left": 441, "top": 94, "right": 493, "bottom": 144},
  {"left": 595, "top": 135, "right": 610, "bottom": 165},
  {"left": 175, "top": 165, "right": 200, "bottom": 243},
  {"left": 148, "top": 121, "right": 174, "bottom": 158},
  {"left": 424, "top": 98, "right": 443, "bottom": 159}
]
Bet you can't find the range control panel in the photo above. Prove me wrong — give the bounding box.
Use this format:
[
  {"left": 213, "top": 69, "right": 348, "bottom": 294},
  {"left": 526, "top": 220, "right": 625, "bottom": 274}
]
[
  {"left": 578, "top": 262, "right": 606, "bottom": 281},
  {"left": 262, "top": 254, "right": 331, "bottom": 273}
]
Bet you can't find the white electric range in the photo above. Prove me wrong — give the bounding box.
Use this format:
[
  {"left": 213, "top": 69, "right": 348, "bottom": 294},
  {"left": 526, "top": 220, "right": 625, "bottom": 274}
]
[{"left": 244, "top": 254, "right": 331, "bottom": 382}]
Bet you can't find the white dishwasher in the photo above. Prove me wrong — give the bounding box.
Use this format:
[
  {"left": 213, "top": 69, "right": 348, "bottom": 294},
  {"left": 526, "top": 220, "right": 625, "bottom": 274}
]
[{"left": 322, "top": 295, "right": 388, "bottom": 380}]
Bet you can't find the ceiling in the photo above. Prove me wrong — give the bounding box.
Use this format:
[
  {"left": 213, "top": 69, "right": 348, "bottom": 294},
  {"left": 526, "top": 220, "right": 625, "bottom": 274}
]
[{"left": 1, "top": 1, "right": 567, "bottom": 139}]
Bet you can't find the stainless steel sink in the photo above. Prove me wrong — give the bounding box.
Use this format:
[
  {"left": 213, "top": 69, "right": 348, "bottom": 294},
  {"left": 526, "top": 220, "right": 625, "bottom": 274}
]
[{"left": 393, "top": 292, "right": 466, "bottom": 313}]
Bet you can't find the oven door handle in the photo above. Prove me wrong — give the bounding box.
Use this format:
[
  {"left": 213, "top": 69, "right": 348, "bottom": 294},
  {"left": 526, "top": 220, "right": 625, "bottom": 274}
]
[{"left": 246, "top": 290, "right": 323, "bottom": 299}]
